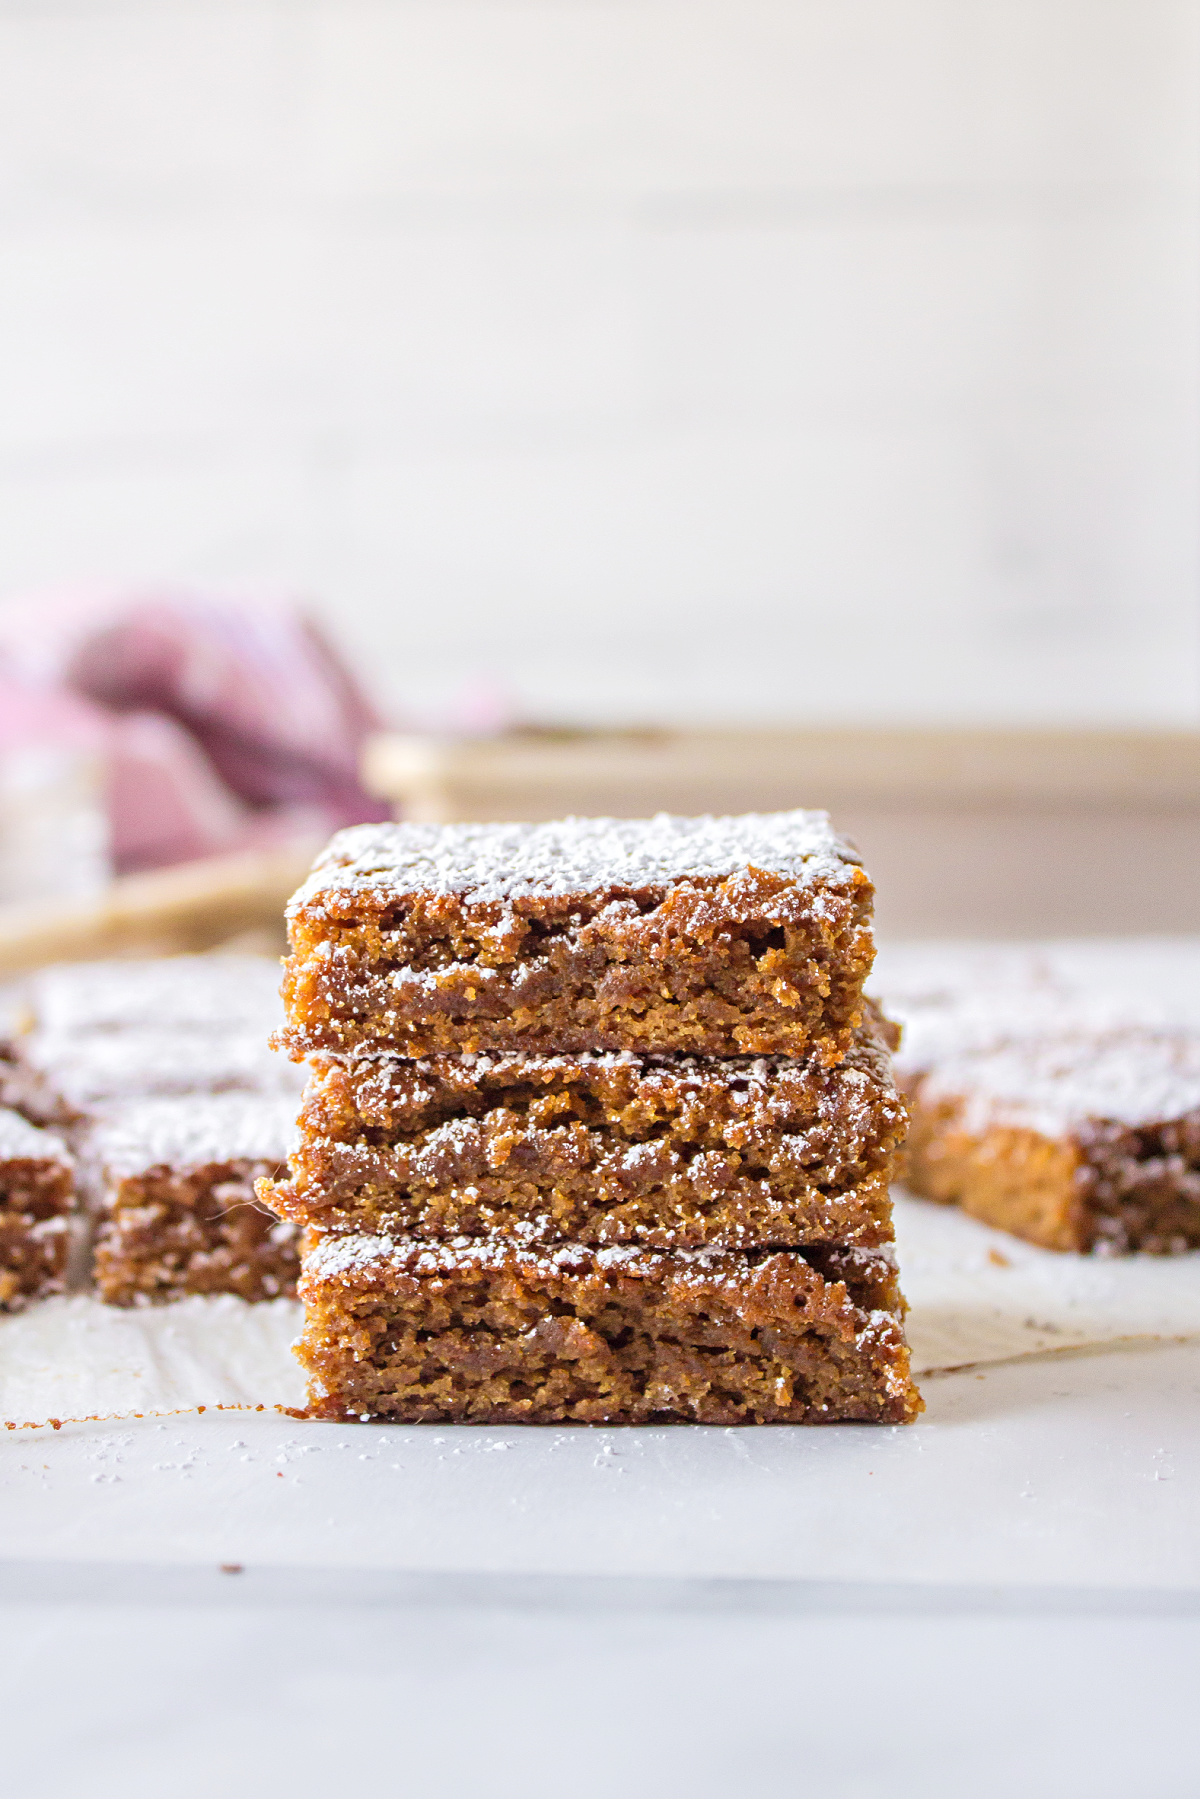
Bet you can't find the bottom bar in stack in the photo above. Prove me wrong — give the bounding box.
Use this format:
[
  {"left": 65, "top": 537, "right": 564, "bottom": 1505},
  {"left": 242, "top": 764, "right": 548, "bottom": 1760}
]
[{"left": 296, "top": 1236, "right": 920, "bottom": 1425}]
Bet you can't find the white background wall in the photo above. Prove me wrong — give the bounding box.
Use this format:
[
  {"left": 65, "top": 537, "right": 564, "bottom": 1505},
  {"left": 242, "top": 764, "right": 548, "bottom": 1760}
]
[{"left": 0, "top": 0, "right": 1196, "bottom": 728}]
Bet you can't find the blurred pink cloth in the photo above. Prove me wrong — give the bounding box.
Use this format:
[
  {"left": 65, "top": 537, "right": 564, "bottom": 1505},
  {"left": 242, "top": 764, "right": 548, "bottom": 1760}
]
[
  {"left": 106, "top": 710, "right": 250, "bottom": 872},
  {"left": 0, "top": 590, "right": 390, "bottom": 874},
  {"left": 0, "top": 673, "right": 104, "bottom": 754}
]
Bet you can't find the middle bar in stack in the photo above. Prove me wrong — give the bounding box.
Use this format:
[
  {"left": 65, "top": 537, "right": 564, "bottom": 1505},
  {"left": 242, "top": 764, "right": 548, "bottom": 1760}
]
[{"left": 267, "top": 812, "right": 922, "bottom": 1425}]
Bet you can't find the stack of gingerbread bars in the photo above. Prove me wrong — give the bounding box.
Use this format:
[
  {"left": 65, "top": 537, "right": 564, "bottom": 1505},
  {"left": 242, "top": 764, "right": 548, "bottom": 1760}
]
[{"left": 265, "top": 811, "right": 922, "bottom": 1424}]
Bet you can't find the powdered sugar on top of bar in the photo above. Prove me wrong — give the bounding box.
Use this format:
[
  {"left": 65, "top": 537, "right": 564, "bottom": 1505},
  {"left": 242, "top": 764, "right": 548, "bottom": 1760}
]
[
  {"left": 337, "top": 1023, "right": 896, "bottom": 1096},
  {"left": 302, "top": 1228, "right": 898, "bottom": 1288},
  {"left": 872, "top": 937, "right": 1200, "bottom": 1133},
  {"left": 890, "top": 988, "right": 1179, "bottom": 1082},
  {"left": 875, "top": 937, "right": 1200, "bottom": 1065},
  {"left": 89, "top": 1093, "right": 299, "bottom": 1179},
  {"left": 25, "top": 955, "right": 284, "bottom": 1040},
  {"left": 0, "top": 1105, "right": 71, "bottom": 1168},
  {"left": 306, "top": 1035, "right": 901, "bottom": 1178},
  {"left": 920, "top": 1027, "right": 1200, "bottom": 1138},
  {"left": 18, "top": 1026, "right": 305, "bottom": 1119},
  {"left": 291, "top": 810, "right": 862, "bottom": 912},
  {"left": 410, "top": 1039, "right": 885, "bottom": 1080}
]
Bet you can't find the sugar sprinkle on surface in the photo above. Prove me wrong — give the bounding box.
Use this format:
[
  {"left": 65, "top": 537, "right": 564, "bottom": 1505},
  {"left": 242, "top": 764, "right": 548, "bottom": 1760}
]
[
  {"left": 921, "top": 1029, "right": 1200, "bottom": 1137},
  {"left": 26, "top": 955, "right": 284, "bottom": 1038},
  {"left": 874, "top": 936, "right": 1200, "bottom": 1133},
  {"left": 291, "top": 810, "right": 862, "bottom": 911},
  {"left": 19, "top": 1028, "right": 305, "bottom": 1114},
  {"left": 302, "top": 1229, "right": 899, "bottom": 1291},
  {"left": 88, "top": 1094, "right": 299, "bottom": 1178},
  {"left": 0, "top": 1106, "right": 72, "bottom": 1168}
]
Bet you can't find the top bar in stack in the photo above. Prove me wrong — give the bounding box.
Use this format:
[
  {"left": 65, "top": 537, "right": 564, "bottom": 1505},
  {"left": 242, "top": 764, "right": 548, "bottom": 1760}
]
[{"left": 278, "top": 811, "right": 874, "bottom": 1062}]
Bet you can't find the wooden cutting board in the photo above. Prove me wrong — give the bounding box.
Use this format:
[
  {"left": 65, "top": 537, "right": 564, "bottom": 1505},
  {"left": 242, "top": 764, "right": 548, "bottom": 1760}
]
[
  {"left": 364, "top": 727, "right": 1200, "bottom": 938},
  {"left": 0, "top": 843, "right": 321, "bottom": 976}
]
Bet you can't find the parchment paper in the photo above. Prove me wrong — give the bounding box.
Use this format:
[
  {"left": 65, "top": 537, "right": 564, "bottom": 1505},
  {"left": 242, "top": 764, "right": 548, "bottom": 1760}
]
[{"left": 2, "top": 1194, "right": 1197, "bottom": 1426}]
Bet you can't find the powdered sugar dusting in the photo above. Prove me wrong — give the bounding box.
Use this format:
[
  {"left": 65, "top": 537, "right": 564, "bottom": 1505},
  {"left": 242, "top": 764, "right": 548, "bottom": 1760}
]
[
  {"left": 0, "top": 1105, "right": 71, "bottom": 1169},
  {"left": 302, "top": 1229, "right": 898, "bottom": 1292},
  {"left": 875, "top": 936, "right": 1200, "bottom": 1135},
  {"left": 18, "top": 1027, "right": 305, "bottom": 1119},
  {"left": 921, "top": 1028, "right": 1200, "bottom": 1138},
  {"left": 891, "top": 990, "right": 1170, "bottom": 1082},
  {"left": 25, "top": 955, "right": 284, "bottom": 1039},
  {"left": 876, "top": 937, "right": 1200, "bottom": 1078},
  {"left": 88, "top": 1093, "right": 299, "bottom": 1179},
  {"left": 342, "top": 1028, "right": 894, "bottom": 1095},
  {"left": 292, "top": 810, "right": 861, "bottom": 911}
]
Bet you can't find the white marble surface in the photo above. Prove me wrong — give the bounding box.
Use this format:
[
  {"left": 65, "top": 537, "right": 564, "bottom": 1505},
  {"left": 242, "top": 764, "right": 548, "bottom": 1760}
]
[
  {"left": 1, "top": 1336, "right": 1196, "bottom": 1591},
  {"left": 0, "top": 1569, "right": 1197, "bottom": 1799},
  {"left": 0, "top": 1199, "right": 1196, "bottom": 1595},
  {"left": 2, "top": 1208, "right": 1198, "bottom": 1796},
  {"left": 0, "top": 1289, "right": 307, "bottom": 1426},
  {"left": 896, "top": 1194, "right": 1200, "bottom": 1369},
  {"left": 1, "top": 1344, "right": 1198, "bottom": 1797}
]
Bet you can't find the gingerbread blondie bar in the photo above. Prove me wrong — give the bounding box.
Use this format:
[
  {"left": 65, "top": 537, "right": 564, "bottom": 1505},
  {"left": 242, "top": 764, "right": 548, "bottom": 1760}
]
[
  {"left": 266, "top": 1014, "right": 905, "bottom": 1250},
  {"left": 88, "top": 1093, "right": 299, "bottom": 1304},
  {"left": 904, "top": 1027, "right": 1200, "bottom": 1253},
  {"left": 297, "top": 1232, "right": 921, "bottom": 1424},
  {"left": 0, "top": 1108, "right": 75, "bottom": 1308},
  {"left": 279, "top": 812, "right": 874, "bottom": 1062},
  {"left": 877, "top": 939, "right": 1200, "bottom": 1252}
]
